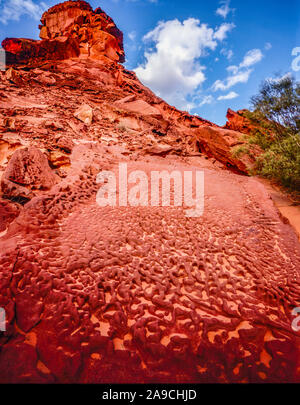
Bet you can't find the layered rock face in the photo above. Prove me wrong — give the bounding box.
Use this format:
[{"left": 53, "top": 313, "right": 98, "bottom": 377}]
[
  {"left": 225, "top": 108, "right": 279, "bottom": 140},
  {"left": 0, "top": 1, "right": 299, "bottom": 384},
  {"left": 1, "top": 1, "right": 255, "bottom": 173},
  {"left": 3, "top": 0, "right": 124, "bottom": 65}
]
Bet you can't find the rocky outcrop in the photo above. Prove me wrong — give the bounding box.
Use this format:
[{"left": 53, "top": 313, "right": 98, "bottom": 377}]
[
  {"left": 2, "top": 1, "right": 124, "bottom": 65},
  {"left": 224, "top": 108, "right": 254, "bottom": 134},
  {"left": 224, "top": 108, "right": 278, "bottom": 140},
  {"left": 39, "top": 1, "right": 124, "bottom": 62},
  {"left": 195, "top": 125, "right": 260, "bottom": 172},
  {"left": 1, "top": 2, "right": 252, "bottom": 172},
  {"left": 3, "top": 37, "right": 80, "bottom": 66}
]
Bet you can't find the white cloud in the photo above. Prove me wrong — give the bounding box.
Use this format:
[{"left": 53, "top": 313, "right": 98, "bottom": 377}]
[
  {"left": 135, "top": 18, "right": 235, "bottom": 110},
  {"left": 221, "top": 48, "right": 234, "bottom": 60},
  {"left": 216, "top": 0, "right": 234, "bottom": 19},
  {"left": 217, "top": 91, "right": 238, "bottom": 100},
  {"left": 264, "top": 42, "right": 272, "bottom": 51},
  {"left": 0, "top": 0, "right": 48, "bottom": 24},
  {"left": 213, "top": 69, "right": 252, "bottom": 91},
  {"left": 199, "top": 95, "right": 214, "bottom": 106},
  {"left": 239, "top": 48, "right": 263, "bottom": 68},
  {"left": 213, "top": 48, "right": 264, "bottom": 91},
  {"left": 213, "top": 23, "right": 235, "bottom": 41},
  {"left": 128, "top": 31, "right": 137, "bottom": 41}
]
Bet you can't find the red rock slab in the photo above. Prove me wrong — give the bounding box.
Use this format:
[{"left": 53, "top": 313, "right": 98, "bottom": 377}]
[
  {"left": 0, "top": 149, "right": 299, "bottom": 383},
  {"left": 195, "top": 125, "right": 261, "bottom": 172}
]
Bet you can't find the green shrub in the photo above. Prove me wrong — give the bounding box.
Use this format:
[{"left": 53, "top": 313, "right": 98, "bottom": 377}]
[
  {"left": 232, "top": 144, "right": 249, "bottom": 158},
  {"left": 250, "top": 74, "right": 300, "bottom": 137},
  {"left": 240, "top": 75, "right": 300, "bottom": 191},
  {"left": 255, "top": 134, "right": 300, "bottom": 190},
  {"left": 241, "top": 110, "right": 277, "bottom": 150}
]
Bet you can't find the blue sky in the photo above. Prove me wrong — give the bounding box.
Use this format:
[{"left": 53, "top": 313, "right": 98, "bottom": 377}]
[{"left": 0, "top": 0, "right": 299, "bottom": 125}]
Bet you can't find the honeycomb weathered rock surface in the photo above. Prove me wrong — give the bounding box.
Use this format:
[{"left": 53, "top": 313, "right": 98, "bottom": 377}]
[{"left": 0, "top": 0, "right": 299, "bottom": 384}]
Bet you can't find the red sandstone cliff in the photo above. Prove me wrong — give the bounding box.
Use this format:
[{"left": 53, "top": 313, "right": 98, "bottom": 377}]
[
  {"left": 3, "top": 1, "right": 124, "bottom": 65},
  {"left": 2, "top": 1, "right": 260, "bottom": 174}
]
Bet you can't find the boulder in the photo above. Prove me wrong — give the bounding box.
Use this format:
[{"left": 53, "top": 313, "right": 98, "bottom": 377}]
[
  {"left": 48, "top": 151, "right": 71, "bottom": 168},
  {"left": 115, "top": 99, "right": 162, "bottom": 116},
  {"left": 145, "top": 144, "right": 174, "bottom": 156},
  {"left": 1, "top": 147, "right": 58, "bottom": 201},
  {"left": 74, "top": 103, "right": 93, "bottom": 125},
  {"left": 55, "top": 136, "right": 74, "bottom": 153},
  {"left": 5, "top": 67, "right": 22, "bottom": 85}
]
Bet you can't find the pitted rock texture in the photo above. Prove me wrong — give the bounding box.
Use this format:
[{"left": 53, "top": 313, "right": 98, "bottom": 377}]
[
  {"left": 0, "top": 0, "right": 299, "bottom": 384},
  {"left": 0, "top": 146, "right": 299, "bottom": 383},
  {"left": 0, "top": 199, "right": 20, "bottom": 232}
]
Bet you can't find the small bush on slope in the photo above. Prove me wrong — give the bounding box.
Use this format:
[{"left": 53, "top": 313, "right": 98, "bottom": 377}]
[
  {"left": 235, "top": 75, "right": 300, "bottom": 192},
  {"left": 255, "top": 134, "right": 300, "bottom": 190}
]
